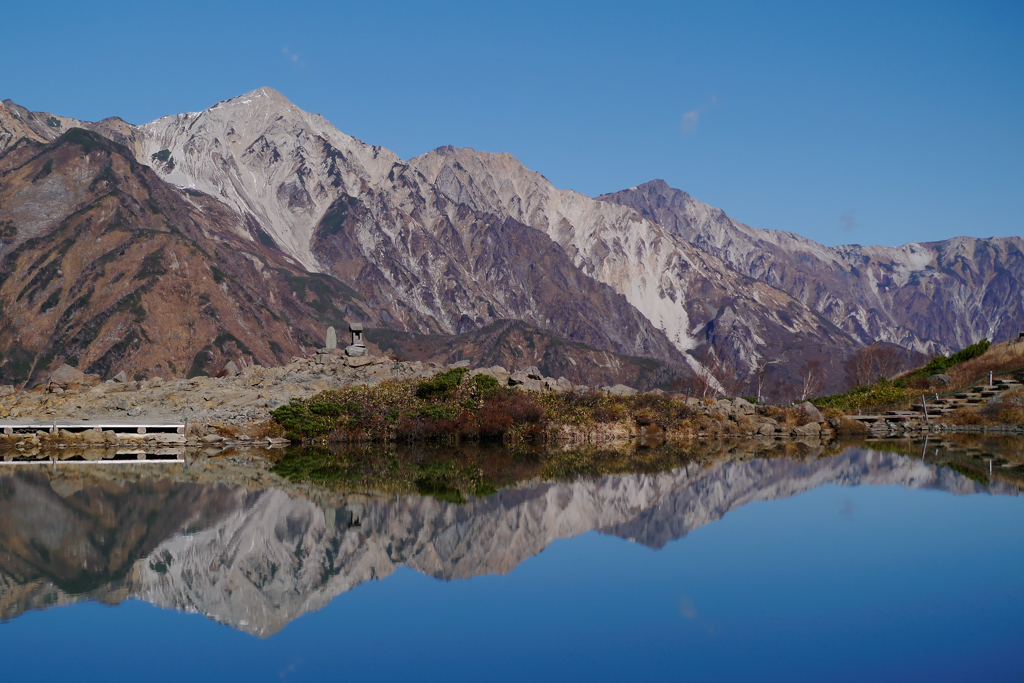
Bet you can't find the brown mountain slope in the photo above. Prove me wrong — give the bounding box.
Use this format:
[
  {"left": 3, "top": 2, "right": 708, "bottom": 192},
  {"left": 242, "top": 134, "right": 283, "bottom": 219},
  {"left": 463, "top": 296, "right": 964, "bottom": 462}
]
[
  {"left": 0, "top": 129, "right": 365, "bottom": 385},
  {"left": 366, "top": 319, "right": 685, "bottom": 390}
]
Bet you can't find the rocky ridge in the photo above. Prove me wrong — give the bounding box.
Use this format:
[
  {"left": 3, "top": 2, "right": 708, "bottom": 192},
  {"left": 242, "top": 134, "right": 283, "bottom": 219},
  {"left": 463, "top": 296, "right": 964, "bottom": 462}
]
[
  {"left": 3, "top": 90, "right": 1020, "bottom": 397},
  {"left": 0, "top": 90, "right": 856, "bottom": 394},
  {"left": 600, "top": 180, "right": 1024, "bottom": 355}
]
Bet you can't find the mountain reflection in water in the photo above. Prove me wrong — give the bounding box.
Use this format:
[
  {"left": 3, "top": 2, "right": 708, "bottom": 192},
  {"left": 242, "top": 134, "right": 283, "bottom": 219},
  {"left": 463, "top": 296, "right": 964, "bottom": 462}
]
[{"left": 0, "top": 445, "right": 1017, "bottom": 637}]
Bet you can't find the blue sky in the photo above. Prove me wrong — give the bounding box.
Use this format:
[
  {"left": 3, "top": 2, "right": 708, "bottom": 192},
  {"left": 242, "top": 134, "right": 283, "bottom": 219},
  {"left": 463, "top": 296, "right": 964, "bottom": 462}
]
[{"left": 2, "top": 0, "right": 1021, "bottom": 247}]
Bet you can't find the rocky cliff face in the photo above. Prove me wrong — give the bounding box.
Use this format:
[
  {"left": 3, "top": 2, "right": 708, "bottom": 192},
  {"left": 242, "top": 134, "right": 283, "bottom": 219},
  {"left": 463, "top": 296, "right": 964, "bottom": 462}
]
[
  {"left": 0, "top": 90, "right": 864, "bottom": 391},
  {"left": 2, "top": 89, "right": 1018, "bottom": 393},
  {"left": 0, "top": 450, "right": 1012, "bottom": 636},
  {"left": 599, "top": 180, "right": 1024, "bottom": 355}
]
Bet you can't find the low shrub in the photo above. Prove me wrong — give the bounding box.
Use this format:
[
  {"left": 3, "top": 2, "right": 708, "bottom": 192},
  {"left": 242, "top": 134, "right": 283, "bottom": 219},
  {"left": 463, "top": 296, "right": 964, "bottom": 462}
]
[{"left": 416, "top": 367, "right": 468, "bottom": 399}]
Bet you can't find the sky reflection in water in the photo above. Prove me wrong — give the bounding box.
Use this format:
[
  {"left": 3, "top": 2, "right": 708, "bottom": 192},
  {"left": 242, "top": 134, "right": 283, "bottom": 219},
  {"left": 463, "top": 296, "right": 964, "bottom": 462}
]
[{"left": 1, "top": 447, "right": 1022, "bottom": 682}]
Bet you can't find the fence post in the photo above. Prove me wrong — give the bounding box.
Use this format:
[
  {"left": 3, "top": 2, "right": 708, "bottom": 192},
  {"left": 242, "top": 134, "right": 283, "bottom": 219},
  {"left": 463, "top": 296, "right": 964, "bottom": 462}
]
[{"left": 921, "top": 395, "right": 928, "bottom": 421}]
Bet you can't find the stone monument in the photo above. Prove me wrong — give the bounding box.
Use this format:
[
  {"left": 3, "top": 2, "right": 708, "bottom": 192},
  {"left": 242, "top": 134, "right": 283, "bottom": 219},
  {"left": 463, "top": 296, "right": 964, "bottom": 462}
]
[{"left": 345, "top": 322, "right": 366, "bottom": 357}]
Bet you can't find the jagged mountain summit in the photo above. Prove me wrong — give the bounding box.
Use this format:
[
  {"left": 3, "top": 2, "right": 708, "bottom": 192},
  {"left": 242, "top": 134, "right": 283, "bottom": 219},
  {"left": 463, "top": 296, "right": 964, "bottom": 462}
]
[
  {"left": 599, "top": 180, "right": 1024, "bottom": 355},
  {"left": 0, "top": 88, "right": 1017, "bottom": 394}
]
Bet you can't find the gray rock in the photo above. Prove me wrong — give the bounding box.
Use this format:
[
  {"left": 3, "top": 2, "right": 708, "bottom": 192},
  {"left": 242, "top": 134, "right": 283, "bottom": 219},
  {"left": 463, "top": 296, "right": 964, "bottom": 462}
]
[
  {"left": 521, "top": 366, "right": 542, "bottom": 380},
  {"left": 793, "top": 422, "right": 821, "bottom": 437},
  {"left": 607, "top": 384, "right": 638, "bottom": 396},
  {"left": 49, "top": 364, "right": 86, "bottom": 388},
  {"left": 732, "top": 397, "right": 756, "bottom": 414},
  {"left": 557, "top": 377, "right": 573, "bottom": 391},
  {"left": 126, "top": 407, "right": 142, "bottom": 417},
  {"left": 543, "top": 377, "right": 564, "bottom": 392},
  {"left": 514, "top": 378, "right": 544, "bottom": 393},
  {"left": 325, "top": 326, "right": 337, "bottom": 350},
  {"left": 112, "top": 371, "right": 127, "bottom": 383},
  {"left": 449, "top": 360, "right": 470, "bottom": 368},
  {"left": 201, "top": 434, "right": 225, "bottom": 443},
  {"left": 224, "top": 361, "right": 239, "bottom": 377},
  {"left": 758, "top": 422, "right": 777, "bottom": 436},
  {"left": 645, "top": 388, "right": 666, "bottom": 396},
  {"left": 344, "top": 345, "right": 366, "bottom": 357},
  {"left": 928, "top": 374, "right": 953, "bottom": 387},
  {"left": 488, "top": 366, "right": 512, "bottom": 384},
  {"left": 509, "top": 372, "right": 529, "bottom": 386},
  {"left": 796, "top": 401, "right": 825, "bottom": 423}
]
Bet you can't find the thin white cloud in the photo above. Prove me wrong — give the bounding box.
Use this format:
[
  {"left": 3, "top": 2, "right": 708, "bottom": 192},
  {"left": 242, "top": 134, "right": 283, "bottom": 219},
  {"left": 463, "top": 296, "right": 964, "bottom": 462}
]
[
  {"left": 282, "top": 46, "right": 305, "bottom": 67},
  {"left": 681, "top": 95, "right": 718, "bottom": 134}
]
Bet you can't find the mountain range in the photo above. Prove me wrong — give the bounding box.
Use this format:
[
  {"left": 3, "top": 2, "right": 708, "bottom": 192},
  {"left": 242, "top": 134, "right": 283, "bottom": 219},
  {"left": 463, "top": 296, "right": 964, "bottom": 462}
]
[{"left": 2, "top": 87, "right": 1021, "bottom": 395}]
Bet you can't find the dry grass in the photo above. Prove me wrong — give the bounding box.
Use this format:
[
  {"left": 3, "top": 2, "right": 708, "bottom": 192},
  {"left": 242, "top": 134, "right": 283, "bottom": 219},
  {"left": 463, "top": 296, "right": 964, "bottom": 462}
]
[
  {"left": 940, "top": 407, "right": 990, "bottom": 426},
  {"left": 943, "top": 340, "right": 1024, "bottom": 391}
]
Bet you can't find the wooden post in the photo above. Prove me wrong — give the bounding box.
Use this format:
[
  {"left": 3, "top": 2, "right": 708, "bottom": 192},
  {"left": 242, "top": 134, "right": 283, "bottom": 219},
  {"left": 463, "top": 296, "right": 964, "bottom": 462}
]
[{"left": 921, "top": 395, "right": 929, "bottom": 421}]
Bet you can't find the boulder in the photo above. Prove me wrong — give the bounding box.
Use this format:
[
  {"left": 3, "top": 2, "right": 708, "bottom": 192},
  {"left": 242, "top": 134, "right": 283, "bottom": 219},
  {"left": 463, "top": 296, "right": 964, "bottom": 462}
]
[
  {"left": 81, "top": 429, "right": 106, "bottom": 444},
  {"left": 557, "top": 377, "right": 573, "bottom": 391},
  {"left": 515, "top": 378, "right": 543, "bottom": 393},
  {"left": 509, "top": 371, "right": 529, "bottom": 386},
  {"left": 607, "top": 384, "right": 638, "bottom": 396},
  {"left": 449, "top": 360, "right": 470, "bottom": 368},
  {"left": 543, "top": 377, "right": 566, "bottom": 393},
  {"left": 645, "top": 388, "right": 666, "bottom": 396},
  {"left": 521, "top": 366, "right": 543, "bottom": 380},
  {"left": 928, "top": 374, "right": 953, "bottom": 387},
  {"left": 732, "top": 397, "right": 756, "bottom": 415},
  {"left": 793, "top": 422, "right": 821, "bottom": 437},
  {"left": 758, "top": 422, "right": 777, "bottom": 436},
  {"left": 49, "top": 364, "right": 86, "bottom": 388},
  {"left": 344, "top": 344, "right": 366, "bottom": 357},
  {"left": 224, "top": 361, "right": 239, "bottom": 377},
  {"left": 796, "top": 401, "right": 825, "bottom": 423},
  {"left": 112, "top": 371, "right": 128, "bottom": 383},
  {"left": 48, "top": 364, "right": 100, "bottom": 389},
  {"left": 488, "top": 366, "right": 511, "bottom": 383},
  {"left": 325, "top": 326, "right": 337, "bottom": 350},
  {"left": 346, "top": 356, "right": 375, "bottom": 368}
]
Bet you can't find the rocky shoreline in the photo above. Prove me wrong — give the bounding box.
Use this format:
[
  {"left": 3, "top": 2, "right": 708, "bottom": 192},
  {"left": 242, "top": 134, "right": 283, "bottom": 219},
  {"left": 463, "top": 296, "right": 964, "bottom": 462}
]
[{"left": 0, "top": 346, "right": 847, "bottom": 447}]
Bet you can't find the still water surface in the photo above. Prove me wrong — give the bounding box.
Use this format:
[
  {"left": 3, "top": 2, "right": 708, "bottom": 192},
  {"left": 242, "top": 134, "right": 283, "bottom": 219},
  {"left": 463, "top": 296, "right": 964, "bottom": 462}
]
[{"left": 0, "top": 443, "right": 1022, "bottom": 681}]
